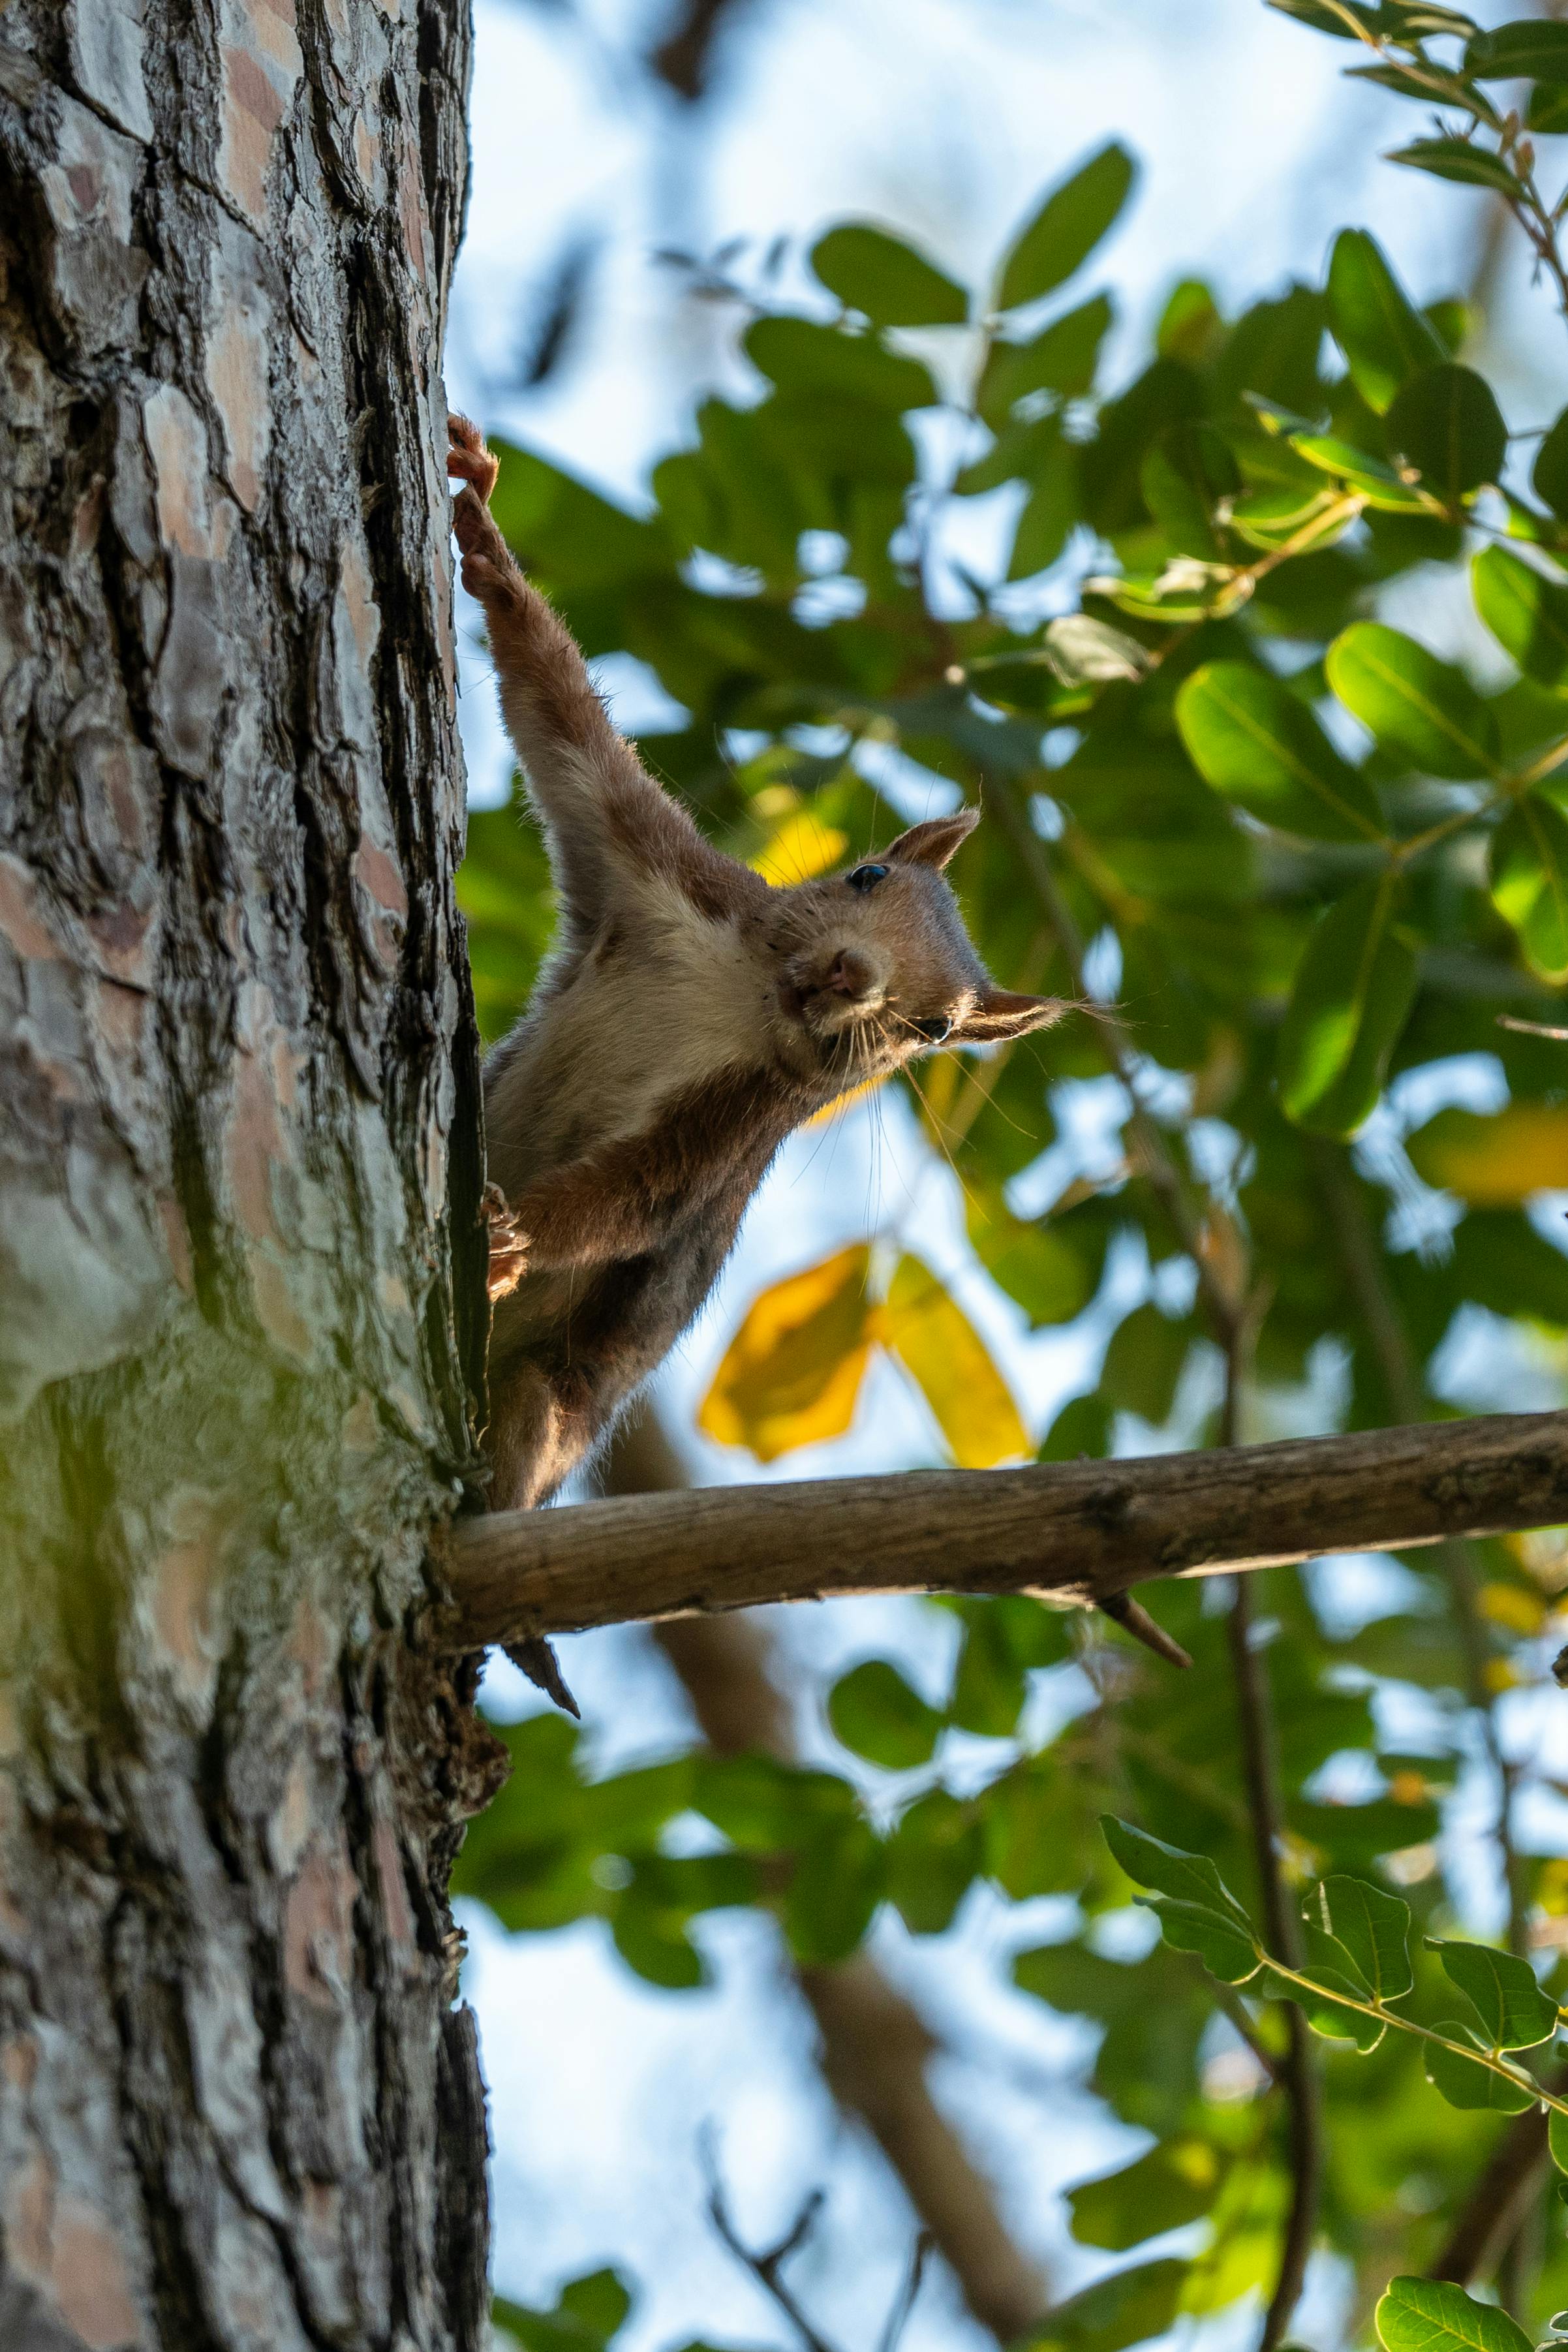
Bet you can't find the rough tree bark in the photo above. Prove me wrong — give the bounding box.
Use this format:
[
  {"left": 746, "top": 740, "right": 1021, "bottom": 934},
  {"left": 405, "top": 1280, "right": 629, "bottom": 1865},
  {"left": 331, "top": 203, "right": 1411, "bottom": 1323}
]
[{"left": 0, "top": 7, "right": 502, "bottom": 2350}]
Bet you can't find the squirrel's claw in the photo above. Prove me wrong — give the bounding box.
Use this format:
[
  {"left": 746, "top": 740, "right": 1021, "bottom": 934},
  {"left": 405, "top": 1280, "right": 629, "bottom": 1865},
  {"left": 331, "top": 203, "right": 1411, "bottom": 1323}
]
[{"left": 482, "top": 1182, "right": 530, "bottom": 1301}]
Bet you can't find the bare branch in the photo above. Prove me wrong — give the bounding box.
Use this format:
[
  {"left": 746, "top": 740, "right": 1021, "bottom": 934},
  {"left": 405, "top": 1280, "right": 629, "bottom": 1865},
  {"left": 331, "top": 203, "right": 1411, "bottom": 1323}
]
[{"left": 437, "top": 1410, "right": 1568, "bottom": 1650}]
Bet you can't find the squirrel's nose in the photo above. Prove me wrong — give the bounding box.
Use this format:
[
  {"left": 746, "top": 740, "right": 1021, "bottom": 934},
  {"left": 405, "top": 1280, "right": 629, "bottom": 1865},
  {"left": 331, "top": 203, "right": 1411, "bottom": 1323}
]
[{"left": 825, "top": 948, "right": 879, "bottom": 1001}]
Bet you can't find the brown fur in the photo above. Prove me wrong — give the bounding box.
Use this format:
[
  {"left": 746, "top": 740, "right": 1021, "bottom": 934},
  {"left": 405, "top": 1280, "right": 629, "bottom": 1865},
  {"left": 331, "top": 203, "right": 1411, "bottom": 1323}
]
[{"left": 448, "top": 414, "right": 1064, "bottom": 1603}]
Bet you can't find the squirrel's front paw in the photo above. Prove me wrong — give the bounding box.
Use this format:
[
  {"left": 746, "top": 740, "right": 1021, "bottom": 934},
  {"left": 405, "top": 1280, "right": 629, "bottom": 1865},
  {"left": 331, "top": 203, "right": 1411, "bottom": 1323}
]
[
  {"left": 448, "top": 412, "right": 500, "bottom": 506},
  {"left": 482, "top": 1183, "right": 530, "bottom": 1301}
]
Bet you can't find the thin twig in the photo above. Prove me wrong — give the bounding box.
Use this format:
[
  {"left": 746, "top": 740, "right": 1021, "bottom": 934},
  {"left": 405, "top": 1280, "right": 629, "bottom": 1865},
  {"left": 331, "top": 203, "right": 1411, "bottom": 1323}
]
[
  {"left": 876, "top": 2232, "right": 934, "bottom": 2352},
  {"left": 703, "top": 2147, "right": 838, "bottom": 2352}
]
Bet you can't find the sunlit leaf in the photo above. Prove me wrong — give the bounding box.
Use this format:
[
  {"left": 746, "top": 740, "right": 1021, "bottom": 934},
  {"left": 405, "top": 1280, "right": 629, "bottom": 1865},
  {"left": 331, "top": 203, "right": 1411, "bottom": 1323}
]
[
  {"left": 1276, "top": 874, "right": 1417, "bottom": 1135},
  {"left": 880, "top": 1254, "right": 1031, "bottom": 1466},
  {"left": 1302, "top": 1874, "right": 1413, "bottom": 2000},
  {"left": 697, "top": 1246, "right": 874, "bottom": 1461},
  {"left": 1407, "top": 1102, "right": 1568, "bottom": 1203},
  {"left": 1068, "top": 2141, "right": 1223, "bottom": 2251},
  {"left": 996, "top": 142, "right": 1137, "bottom": 313},
  {"left": 1377, "top": 2278, "right": 1534, "bottom": 2352},
  {"left": 1101, "top": 1816, "right": 1252, "bottom": 1921},
  {"left": 1325, "top": 229, "right": 1446, "bottom": 414},
  {"left": 750, "top": 809, "right": 848, "bottom": 885},
  {"left": 1327, "top": 621, "right": 1498, "bottom": 779},
  {"left": 1422, "top": 2032, "right": 1537, "bottom": 2112},
  {"left": 1176, "top": 660, "right": 1385, "bottom": 840},
  {"left": 1143, "top": 1896, "right": 1261, "bottom": 1985},
  {"left": 1490, "top": 792, "right": 1568, "bottom": 982},
  {"left": 810, "top": 222, "right": 968, "bottom": 327},
  {"left": 1428, "top": 1936, "right": 1561, "bottom": 2047}
]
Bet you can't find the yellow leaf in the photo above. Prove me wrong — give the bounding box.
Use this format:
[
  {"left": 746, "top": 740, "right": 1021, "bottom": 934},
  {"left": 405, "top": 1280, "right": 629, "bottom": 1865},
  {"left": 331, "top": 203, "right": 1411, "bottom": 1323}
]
[
  {"left": 1479, "top": 1579, "right": 1548, "bottom": 1636},
  {"left": 806, "top": 1075, "right": 886, "bottom": 1128},
  {"left": 698, "top": 1246, "right": 873, "bottom": 1462},
  {"left": 751, "top": 811, "right": 849, "bottom": 888},
  {"left": 1406, "top": 1102, "right": 1568, "bottom": 1205},
  {"left": 880, "top": 1254, "right": 1030, "bottom": 1468}
]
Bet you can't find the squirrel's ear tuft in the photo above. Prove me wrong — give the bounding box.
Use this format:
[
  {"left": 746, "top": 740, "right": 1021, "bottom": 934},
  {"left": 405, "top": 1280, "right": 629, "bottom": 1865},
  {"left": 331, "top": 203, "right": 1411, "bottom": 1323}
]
[
  {"left": 883, "top": 807, "right": 979, "bottom": 871},
  {"left": 956, "top": 989, "right": 1065, "bottom": 1044}
]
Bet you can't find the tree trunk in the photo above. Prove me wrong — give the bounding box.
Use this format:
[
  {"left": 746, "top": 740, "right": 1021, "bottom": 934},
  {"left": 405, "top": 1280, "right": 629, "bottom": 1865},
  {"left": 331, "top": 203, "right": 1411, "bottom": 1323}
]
[{"left": 0, "top": 6, "right": 500, "bottom": 2349}]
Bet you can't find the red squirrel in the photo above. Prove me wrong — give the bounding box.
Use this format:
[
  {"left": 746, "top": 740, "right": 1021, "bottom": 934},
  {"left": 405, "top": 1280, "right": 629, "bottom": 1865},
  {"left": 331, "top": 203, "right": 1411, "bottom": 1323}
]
[{"left": 448, "top": 414, "right": 1064, "bottom": 1703}]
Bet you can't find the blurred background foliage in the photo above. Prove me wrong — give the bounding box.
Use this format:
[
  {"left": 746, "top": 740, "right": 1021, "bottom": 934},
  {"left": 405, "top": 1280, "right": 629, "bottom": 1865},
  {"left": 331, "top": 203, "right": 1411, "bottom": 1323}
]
[{"left": 452, "top": 3, "right": 1568, "bottom": 2348}]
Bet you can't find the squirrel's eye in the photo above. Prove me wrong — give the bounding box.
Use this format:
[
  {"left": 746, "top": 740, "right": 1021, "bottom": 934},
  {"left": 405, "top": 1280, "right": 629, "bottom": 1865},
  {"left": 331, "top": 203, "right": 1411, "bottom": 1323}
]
[
  {"left": 913, "top": 1015, "right": 953, "bottom": 1044},
  {"left": 847, "top": 863, "right": 889, "bottom": 893}
]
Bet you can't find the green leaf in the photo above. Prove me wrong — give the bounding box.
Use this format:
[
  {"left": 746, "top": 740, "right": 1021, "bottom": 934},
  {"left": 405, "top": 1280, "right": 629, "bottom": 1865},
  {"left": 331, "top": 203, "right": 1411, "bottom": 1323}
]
[
  {"left": 1326, "top": 229, "right": 1447, "bottom": 415},
  {"left": 979, "top": 295, "right": 1113, "bottom": 422},
  {"left": 996, "top": 142, "right": 1136, "bottom": 313},
  {"left": 1099, "top": 1302, "right": 1193, "bottom": 1424},
  {"left": 1176, "top": 660, "right": 1386, "bottom": 841},
  {"left": 1473, "top": 544, "right": 1568, "bottom": 690},
  {"left": 1529, "top": 80, "right": 1568, "bottom": 133},
  {"left": 827, "top": 1659, "right": 942, "bottom": 1770},
  {"left": 1143, "top": 1896, "right": 1262, "bottom": 1985},
  {"left": 1429, "top": 1936, "right": 1561, "bottom": 2048},
  {"left": 1551, "top": 2107, "right": 1568, "bottom": 2173},
  {"left": 966, "top": 1192, "right": 1099, "bottom": 1327},
  {"left": 493, "top": 2270, "right": 633, "bottom": 2352},
  {"left": 1490, "top": 792, "right": 1568, "bottom": 982},
  {"left": 809, "top": 222, "right": 968, "bottom": 327},
  {"left": 1467, "top": 19, "right": 1568, "bottom": 79},
  {"left": 1267, "top": 0, "right": 1379, "bottom": 31},
  {"left": 1376, "top": 2277, "right": 1535, "bottom": 2352},
  {"left": 783, "top": 1816, "right": 883, "bottom": 1964},
  {"left": 1022, "top": 2259, "right": 1188, "bottom": 2352},
  {"left": 1535, "top": 405, "right": 1568, "bottom": 521},
  {"left": 885, "top": 1787, "right": 985, "bottom": 1932},
  {"left": 1262, "top": 1959, "right": 1386, "bottom": 2050},
  {"left": 1385, "top": 364, "right": 1507, "bottom": 499},
  {"left": 1100, "top": 1816, "right": 1252, "bottom": 1922},
  {"left": 1276, "top": 874, "right": 1418, "bottom": 1136},
  {"left": 1141, "top": 422, "right": 1240, "bottom": 557},
  {"left": 1422, "top": 2032, "right": 1537, "bottom": 2112},
  {"left": 1068, "top": 2139, "right": 1223, "bottom": 2251},
  {"left": 610, "top": 1904, "right": 706, "bottom": 1990},
  {"left": 1302, "top": 1874, "right": 1414, "bottom": 2001},
  {"left": 1386, "top": 139, "right": 1526, "bottom": 197},
  {"left": 1287, "top": 431, "right": 1430, "bottom": 510},
  {"left": 743, "top": 317, "right": 936, "bottom": 412},
  {"left": 1008, "top": 438, "right": 1080, "bottom": 580},
  {"left": 1327, "top": 621, "right": 1499, "bottom": 779}
]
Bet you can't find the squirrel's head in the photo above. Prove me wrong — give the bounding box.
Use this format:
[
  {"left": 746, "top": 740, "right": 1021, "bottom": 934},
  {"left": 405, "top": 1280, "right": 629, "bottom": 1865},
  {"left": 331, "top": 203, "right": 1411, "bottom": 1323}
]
[{"left": 758, "top": 806, "right": 1064, "bottom": 1085}]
